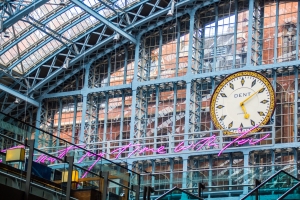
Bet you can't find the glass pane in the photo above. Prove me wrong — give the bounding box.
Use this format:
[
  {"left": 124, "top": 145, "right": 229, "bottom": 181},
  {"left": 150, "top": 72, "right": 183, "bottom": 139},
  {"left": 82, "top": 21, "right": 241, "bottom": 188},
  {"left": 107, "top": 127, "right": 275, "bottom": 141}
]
[
  {"left": 244, "top": 171, "right": 299, "bottom": 200},
  {"left": 157, "top": 187, "right": 202, "bottom": 200},
  {"left": 280, "top": 182, "right": 300, "bottom": 199}
]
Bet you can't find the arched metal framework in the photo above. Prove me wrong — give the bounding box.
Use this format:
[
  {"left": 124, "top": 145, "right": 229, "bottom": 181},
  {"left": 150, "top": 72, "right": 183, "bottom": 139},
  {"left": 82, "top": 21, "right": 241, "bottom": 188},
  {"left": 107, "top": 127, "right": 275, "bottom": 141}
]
[{"left": 1, "top": 0, "right": 300, "bottom": 199}]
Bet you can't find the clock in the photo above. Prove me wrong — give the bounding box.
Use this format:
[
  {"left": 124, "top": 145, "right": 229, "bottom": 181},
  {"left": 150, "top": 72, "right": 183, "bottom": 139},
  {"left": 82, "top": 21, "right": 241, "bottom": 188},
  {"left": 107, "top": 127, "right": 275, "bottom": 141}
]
[{"left": 210, "top": 70, "right": 275, "bottom": 135}]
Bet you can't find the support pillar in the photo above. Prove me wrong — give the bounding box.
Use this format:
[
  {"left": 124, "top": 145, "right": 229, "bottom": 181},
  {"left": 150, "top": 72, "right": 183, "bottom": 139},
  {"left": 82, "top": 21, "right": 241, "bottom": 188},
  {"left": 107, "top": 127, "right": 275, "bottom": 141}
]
[
  {"left": 243, "top": 152, "right": 250, "bottom": 195},
  {"left": 246, "top": 0, "right": 254, "bottom": 66},
  {"left": 25, "top": 139, "right": 35, "bottom": 200},
  {"left": 79, "top": 64, "right": 91, "bottom": 143},
  {"left": 34, "top": 105, "right": 42, "bottom": 148},
  {"left": 102, "top": 171, "right": 109, "bottom": 200},
  {"left": 66, "top": 156, "right": 74, "bottom": 200},
  {"left": 72, "top": 96, "right": 78, "bottom": 144},
  {"left": 182, "top": 158, "right": 188, "bottom": 189},
  {"left": 294, "top": 68, "right": 298, "bottom": 143}
]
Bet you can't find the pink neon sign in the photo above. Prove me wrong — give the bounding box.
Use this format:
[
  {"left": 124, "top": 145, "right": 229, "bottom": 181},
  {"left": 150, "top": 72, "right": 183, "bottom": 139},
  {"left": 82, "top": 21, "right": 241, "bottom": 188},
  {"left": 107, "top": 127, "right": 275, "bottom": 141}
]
[{"left": 1, "top": 125, "right": 270, "bottom": 178}]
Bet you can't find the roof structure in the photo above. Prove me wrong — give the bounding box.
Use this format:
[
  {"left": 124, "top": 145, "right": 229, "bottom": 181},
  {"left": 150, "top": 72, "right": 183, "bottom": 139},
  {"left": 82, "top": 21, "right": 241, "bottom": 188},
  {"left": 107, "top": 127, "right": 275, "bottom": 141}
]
[{"left": 0, "top": 0, "right": 218, "bottom": 118}]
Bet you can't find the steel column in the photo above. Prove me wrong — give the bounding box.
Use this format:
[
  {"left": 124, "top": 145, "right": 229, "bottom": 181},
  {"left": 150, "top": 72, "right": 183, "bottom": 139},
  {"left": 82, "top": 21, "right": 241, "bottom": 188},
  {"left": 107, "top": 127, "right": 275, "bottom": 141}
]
[
  {"left": 154, "top": 86, "right": 159, "bottom": 150},
  {"left": 56, "top": 98, "right": 63, "bottom": 147},
  {"left": 80, "top": 95, "right": 88, "bottom": 143},
  {"left": 297, "top": 1, "right": 300, "bottom": 59},
  {"left": 247, "top": 0, "right": 254, "bottom": 66},
  {"left": 175, "top": 21, "right": 181, "bottom": 76},
  {"left": 72, "top": 96, "right": 78, "bottom": 144},
  {"left": 274, "top": 0, "right": 279, "bottom": 63},
  {"left": 34, "top": 105, "right": 42, "bottom": 148},
  {"left": 182, "top": 158, "right": 188, "bottom": 189},
  {"left": 187, "top": 10, "right": 196, "bottom": 73},
  {"left": 172, "top": 84, "right": 178, "bottom": 135},
  {"left": 103, "top": 94, "right": 109, "bottom": 142},
  {"left": 243, "top": 152, "right": 249, "bottom": 195},
  {"left": 158, "top": 29, "right": 163, "bottom": 79},
  {"left": 208, "top": 155, "right": 212, "bottom": 198},
  {"left": 66, "top": 156, "right": 74, "bottom": 200},
  {"left": 123, "top": 46, "right": 128, "bottom": 84},
  {"left": 213, "top": 3, "right": 218, "bottom": 71},
  {"left": 119, "top": 92, "right": 125, "bottom": 147},
  {"left": 107, "top": 55, "right": 112, "bottom": 86},
  {"left": 294, "top": 67, "right": 299, "bottom": 143},
  {"left": 232, "top": 0, "right": 238, "bottom": 69},
  {"left": 25, "top": 139, "right": 35, "bottom": 200}
]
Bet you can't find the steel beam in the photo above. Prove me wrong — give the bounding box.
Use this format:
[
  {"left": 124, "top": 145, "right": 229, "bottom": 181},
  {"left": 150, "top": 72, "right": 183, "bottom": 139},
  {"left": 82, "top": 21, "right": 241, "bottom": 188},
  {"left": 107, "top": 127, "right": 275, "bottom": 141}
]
[
  {"left": 246, "top": 0, "right": 254, "bottom": 65},
  {"left": 3, "top": 0, "right": 49, "bottom": 30},
  {"left": 28, "top": 68, "right": 65, "bottom": 93},
  {"left": 71, "top": 96, "right": 78, "bottom": 144},
  {"left": 294, "top": 68, "right": 298, "bottom": 143},
  {"left": 26, "top": 0, "right": 218, "bottom": 101},
  {"left": 25, "top": 139, "right": 35, "bottom": 200},
  {"left": 71, "top": 0, "right": 136, "bottom": 44},
  {"left": 0, "top": 83, "right": 39, "bottom": 107}
]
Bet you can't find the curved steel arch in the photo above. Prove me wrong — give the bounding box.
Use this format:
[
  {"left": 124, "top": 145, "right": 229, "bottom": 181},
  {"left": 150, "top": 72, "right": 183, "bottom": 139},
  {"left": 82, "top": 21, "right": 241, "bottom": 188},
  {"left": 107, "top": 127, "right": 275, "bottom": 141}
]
[{"left": 0, "top": 0, "right": 219, "bottom": 114}]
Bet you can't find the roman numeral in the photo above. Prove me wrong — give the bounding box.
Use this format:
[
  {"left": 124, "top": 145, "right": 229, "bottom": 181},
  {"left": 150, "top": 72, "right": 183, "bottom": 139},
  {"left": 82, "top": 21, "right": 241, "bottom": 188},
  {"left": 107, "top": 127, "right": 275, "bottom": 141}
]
[{"left": 251, "top": 79, "right": 256, "bottom": 88}]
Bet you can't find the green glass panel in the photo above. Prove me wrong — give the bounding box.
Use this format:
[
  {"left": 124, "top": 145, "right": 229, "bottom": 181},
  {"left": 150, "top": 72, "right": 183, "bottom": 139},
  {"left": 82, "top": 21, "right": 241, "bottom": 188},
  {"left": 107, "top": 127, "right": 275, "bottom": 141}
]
[
  {"left": 157, "top": 187, "right": 202, "bottom": 200},
  {"left": 244, "top": 171, "right": 299, "bottom": 200},
  {"left": 278, "top": 182, "right": 300, "bottom": 200}
]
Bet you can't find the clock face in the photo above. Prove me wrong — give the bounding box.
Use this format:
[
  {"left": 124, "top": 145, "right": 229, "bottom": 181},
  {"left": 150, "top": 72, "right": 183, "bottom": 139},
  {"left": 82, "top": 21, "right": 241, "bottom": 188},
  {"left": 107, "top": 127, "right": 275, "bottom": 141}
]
[{"left": 210, "top": 71, "right": 275, "bottom": 135}]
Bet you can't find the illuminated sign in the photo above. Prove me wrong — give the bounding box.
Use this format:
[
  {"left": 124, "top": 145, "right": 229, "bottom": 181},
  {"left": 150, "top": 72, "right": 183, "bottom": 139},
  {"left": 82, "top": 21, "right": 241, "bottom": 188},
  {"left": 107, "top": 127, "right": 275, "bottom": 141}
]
[{"left": 0, "top": 125, "right": 269, "bottom": 178}]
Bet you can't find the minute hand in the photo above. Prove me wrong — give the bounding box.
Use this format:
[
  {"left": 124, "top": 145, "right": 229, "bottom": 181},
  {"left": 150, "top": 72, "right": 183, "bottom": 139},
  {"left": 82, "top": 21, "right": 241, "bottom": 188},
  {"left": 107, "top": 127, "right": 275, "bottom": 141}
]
[{"left": 240, "top": 87, "right": 264, "bottom": 106}]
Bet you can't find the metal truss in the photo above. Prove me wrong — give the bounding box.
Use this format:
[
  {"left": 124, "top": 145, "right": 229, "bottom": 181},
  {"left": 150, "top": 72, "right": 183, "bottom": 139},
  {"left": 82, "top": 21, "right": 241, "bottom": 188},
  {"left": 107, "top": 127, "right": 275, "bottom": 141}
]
[
  {"left": 0, "top": 0, "right": 219, "bottom": 117},
  {"left": 71, "top": 0, "right": 137, "bottom": 44},
  {"left": 1, "top": 0, "right": 49, "bottom": 31}
]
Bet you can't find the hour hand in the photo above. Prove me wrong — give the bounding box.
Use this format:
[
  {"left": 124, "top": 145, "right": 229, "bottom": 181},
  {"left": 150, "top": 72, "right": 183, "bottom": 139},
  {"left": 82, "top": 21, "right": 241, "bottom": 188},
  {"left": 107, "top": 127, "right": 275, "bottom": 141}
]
[{"left": 240, "top": 104, "right": 249, "bottom": 119}]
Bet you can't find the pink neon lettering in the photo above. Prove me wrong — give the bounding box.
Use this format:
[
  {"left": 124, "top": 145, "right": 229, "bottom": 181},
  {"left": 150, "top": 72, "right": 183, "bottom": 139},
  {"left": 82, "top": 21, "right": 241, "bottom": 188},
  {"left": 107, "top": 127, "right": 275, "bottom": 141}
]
[
  {"left": 81, "top": 153, "right": 105, "bottom": 178},
  {"left": 156, "top": 146, "right": 166, "bottom": 154},
  {"left": 195, "top": 135, "right": 218, "bottom": 150},
  {"left": 5, "top": 125, "right": 269, "bottom": 176},
  {"left": 77, "top": 152, "right": 94, "bottom": 164},
  {"left": 237, "top": 139, "right": 250, "bottom": 145},
  {"left": 139, "top": 147, "right": 155, "bottom": 154},
  {"left": 110, "top": 143, "right": 133, "bottom": 159},
  {"left": 174, "top": 141, "right": 192, "bottom": 152},
  {"left": 127, "top": 144, "right": 142, "bottom": 158},
  {"left": 218, "top": 125, "right": 259, "bottom": 156},
  {"left": 249, "top": 134, "right": 270, "bottom": 145}
]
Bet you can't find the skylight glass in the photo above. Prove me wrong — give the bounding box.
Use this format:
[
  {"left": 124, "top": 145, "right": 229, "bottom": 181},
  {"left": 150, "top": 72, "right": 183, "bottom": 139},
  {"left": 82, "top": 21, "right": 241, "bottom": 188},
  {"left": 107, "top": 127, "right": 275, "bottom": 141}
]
[{"left": 1, "top": 0, "right": 141, "bottom": 74}]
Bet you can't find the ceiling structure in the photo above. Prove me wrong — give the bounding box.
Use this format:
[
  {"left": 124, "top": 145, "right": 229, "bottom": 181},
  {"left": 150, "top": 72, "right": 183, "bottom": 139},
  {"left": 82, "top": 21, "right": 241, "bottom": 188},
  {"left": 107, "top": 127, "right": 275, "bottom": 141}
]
[{"left": 0, "top": 0, "right": 214, "bottom": 118}]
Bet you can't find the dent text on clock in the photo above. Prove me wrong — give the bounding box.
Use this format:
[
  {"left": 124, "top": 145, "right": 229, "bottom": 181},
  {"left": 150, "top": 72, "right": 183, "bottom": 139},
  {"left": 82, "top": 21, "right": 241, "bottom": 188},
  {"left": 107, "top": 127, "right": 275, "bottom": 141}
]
[{"left": 234, "top": 92, "right": 251, "bottom": 98}]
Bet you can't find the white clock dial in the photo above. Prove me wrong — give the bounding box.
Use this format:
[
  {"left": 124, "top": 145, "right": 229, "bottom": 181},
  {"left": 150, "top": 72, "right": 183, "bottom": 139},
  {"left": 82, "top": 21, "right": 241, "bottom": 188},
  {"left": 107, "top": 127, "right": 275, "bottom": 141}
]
[{"left": 210, "top": 71, "right": 275, "bottom": 135}]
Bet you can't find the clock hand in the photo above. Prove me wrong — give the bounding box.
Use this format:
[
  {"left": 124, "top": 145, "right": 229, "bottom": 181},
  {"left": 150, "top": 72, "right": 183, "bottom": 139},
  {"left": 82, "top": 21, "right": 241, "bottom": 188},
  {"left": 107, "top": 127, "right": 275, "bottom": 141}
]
[
  {"left": 240, "top": 87, "right": 264, "bottom": 106},
  {"left": 240, "top": 105, "right": 250, "bottom": 119}
]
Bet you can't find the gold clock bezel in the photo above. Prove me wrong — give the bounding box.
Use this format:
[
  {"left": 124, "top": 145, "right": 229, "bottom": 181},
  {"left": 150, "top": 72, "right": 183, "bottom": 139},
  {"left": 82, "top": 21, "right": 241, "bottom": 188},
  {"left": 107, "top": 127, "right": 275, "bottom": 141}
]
[{"left": 210, "top": 70, "right": 276, "bottom": 135}]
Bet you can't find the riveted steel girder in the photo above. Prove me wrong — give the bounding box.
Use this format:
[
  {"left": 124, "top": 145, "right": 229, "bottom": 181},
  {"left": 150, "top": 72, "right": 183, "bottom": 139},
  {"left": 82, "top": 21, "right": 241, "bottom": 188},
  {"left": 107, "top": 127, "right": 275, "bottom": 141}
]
[
  {"left": 0, "top": 83, "right": 39, "bottom": 107},
  {"left": 71, "top": 0, "right": 136, "bottom": 43}
]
